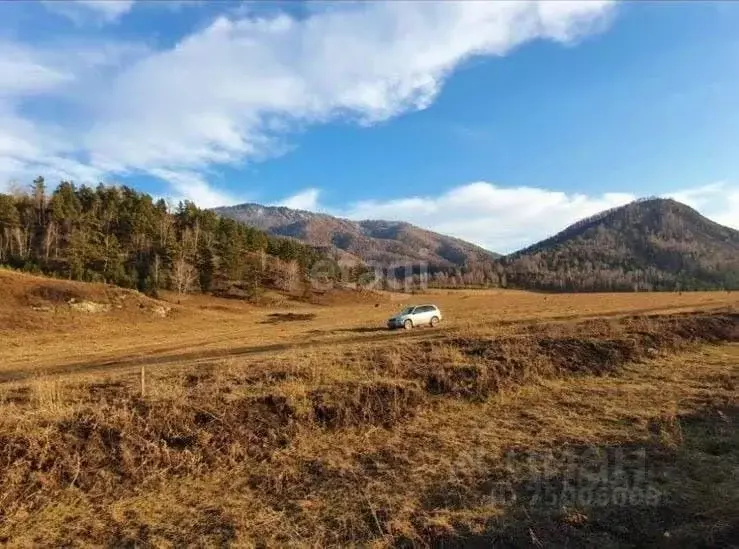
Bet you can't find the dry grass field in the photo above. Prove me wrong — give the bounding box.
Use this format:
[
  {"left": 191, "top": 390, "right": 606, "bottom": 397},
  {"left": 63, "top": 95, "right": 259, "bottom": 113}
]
[{"left": 0, "top": 269, "right": 737, "bottom": 547}]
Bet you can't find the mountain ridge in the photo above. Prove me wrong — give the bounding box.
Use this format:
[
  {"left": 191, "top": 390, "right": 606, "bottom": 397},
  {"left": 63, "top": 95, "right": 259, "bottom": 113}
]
[
  {"left": 500, "top": 197, "right": 739, "bottom": 291},
  {"left": 214, "top": 202, "right": 500, "bottom": 270}
]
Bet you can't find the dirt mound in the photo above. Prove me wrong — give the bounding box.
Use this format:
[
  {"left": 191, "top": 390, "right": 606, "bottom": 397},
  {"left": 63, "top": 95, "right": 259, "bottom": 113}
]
[
  {"left": 406, "top": 404, "right": 739, "bottom": 548},
  {"left": 0, "top": 392, "right": 300, "bottom": 507},
  {"left": 0, "top": 268, "right": 172, "bottom": 331},
  {"left": 26, "top": 284, "right": 84, "bottom": 305}
]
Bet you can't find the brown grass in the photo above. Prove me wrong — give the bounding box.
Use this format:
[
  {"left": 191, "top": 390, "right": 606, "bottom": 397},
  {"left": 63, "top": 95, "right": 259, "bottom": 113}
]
[
  {"left": 0, "top": 268, "right": 170, "bottom": 337},
  {"left": 0, "top": 267, "right": 736, "bottom": 381},
  {"left": 0, "top": 270, "right": 738, "bottom": 546}
]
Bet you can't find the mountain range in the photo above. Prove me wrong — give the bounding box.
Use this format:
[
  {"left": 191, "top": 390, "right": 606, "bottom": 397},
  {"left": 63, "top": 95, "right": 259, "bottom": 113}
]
[
  {"left": 214, "top": 203, "right": 500, "bottom": 270},
  {"left": 216, "top": 198, "right": 739, "bottom": 291}
]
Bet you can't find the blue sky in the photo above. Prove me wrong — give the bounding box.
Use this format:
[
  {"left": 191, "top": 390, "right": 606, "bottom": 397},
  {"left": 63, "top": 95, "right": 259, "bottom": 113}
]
[{"left": 1, "top": 1, "right": 737, "bottom": 252}]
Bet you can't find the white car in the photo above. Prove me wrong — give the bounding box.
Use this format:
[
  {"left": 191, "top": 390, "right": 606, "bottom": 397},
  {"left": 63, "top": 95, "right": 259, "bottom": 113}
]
[{"left": 387, "top": 304, "right": 442, "bottom": 330}]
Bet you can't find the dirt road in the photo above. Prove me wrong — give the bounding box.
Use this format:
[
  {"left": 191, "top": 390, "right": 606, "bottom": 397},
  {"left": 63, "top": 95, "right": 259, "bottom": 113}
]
[{"left": 1, "top": 287, "right": 735, "bottom": 383}]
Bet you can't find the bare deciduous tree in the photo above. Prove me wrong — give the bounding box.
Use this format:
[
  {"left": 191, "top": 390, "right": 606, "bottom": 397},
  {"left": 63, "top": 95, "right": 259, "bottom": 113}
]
[
  {"left": 172, "top": 255, "right": 197, "bottom": 294},
  {"left": 283, "top": 260, "right": 300, "bottom": 292}
]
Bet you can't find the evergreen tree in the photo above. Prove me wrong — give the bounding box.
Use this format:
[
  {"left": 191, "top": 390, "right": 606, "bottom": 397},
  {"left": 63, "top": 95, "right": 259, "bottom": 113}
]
[{"left": 0, "top": 178, "right": 325, "bottom": 298}]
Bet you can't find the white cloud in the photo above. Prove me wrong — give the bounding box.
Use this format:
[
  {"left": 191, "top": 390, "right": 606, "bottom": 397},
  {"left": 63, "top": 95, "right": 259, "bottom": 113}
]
[
  {"left": 4, "top": 1, "right": 615, "bottom": 206},
  {"left": 329, "top": 182, "right": 636, "bottom": 252},
  {"left": 76, "top": 0, "right": 135, "bottom": 20},
  {"left": 0, "top": 105, "right": 107, "bottom": 192},
  {"left": 148, "top": 169, "right": 243, "bottom": 209},
  {"left": 0, "top": 38, "right": 149, "bottom": 190},
  {"left": 80, "top": 0, "right": 615, "bottom": 198},
  {"left": 277, "top": 180, "right": 739, "bottom": 253},
  {"left": 0, "top": 43, "right": 73, "bottom": 97},
  {"left": 665, "top": 182, "right": 739, "bottom": 230},
  {"left": 277, "top": 188, "right": 321, "bottom": 211},
  {"left": 44, "top": 0, "right": 135, "bottom": 25}
]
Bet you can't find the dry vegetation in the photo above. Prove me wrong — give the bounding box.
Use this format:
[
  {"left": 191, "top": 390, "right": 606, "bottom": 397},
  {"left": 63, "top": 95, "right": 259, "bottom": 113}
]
[{"left": 0, "top": 270, "right": 737, "bottom": 547}]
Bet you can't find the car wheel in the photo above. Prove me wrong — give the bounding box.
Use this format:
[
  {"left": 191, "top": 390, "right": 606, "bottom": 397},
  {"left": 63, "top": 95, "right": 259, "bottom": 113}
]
[
  {"left": 430, "top": 316, "right": 439, "bottom": 327},
  {"left": 404, "top": 319, "right": 413, "bottom": 330}
]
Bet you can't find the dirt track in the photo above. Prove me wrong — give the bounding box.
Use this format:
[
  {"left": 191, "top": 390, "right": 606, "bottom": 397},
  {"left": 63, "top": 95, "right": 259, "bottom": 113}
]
[
  {"left": 2, "top": 304, "right": 736, "bottom": 384},
  {"left": 0, "top": 328, "right": 441, "bottom": 382}
]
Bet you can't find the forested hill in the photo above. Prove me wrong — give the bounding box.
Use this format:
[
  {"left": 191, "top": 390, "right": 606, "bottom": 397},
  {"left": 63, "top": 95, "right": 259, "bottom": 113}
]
[
  {"left": 498, "top": 198, "right": 739, "bottom": 291},
  {"left": 0, "top": 178, "right": 323, "bottom": 297},
  {"left": 214, "top": 203, "right": 500, "bottom": 270}
]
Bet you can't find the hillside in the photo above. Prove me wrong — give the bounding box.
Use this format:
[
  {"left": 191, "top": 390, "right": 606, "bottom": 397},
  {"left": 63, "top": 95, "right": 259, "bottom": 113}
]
[
  {"left": 214, "top": 203, "right": 500, "bottom": 270},
  {"left": 0, "top": 179, "right": 324, "bottom": 299},
  {"left": 499, "top": 198, "right": 739, "bottom": 291},
  {"left": 0, "top": 268, "right": 175, "bottom": 335}
]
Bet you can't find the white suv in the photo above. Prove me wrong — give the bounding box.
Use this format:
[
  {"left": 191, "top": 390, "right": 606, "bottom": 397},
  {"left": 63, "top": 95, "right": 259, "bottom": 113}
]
[{"left": 387, "top": 304, "right": 442, "bottom": 330}]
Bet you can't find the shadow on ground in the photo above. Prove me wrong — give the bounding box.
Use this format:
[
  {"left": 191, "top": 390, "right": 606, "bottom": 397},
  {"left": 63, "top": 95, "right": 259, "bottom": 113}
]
[
  {"left": 334, "top": 327, "right": 390, "bottom": 334},
  {"left": 400, "top": 404, "right": 739, "bottom": 548},
  {"left": 260, "top": 313, "right": 317, "bottom": 324}
]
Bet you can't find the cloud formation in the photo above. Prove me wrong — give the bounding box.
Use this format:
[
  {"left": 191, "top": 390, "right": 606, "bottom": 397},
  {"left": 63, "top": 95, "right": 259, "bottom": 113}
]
[
  {"left": 1, "top": 1, "right": 616, "bottom": 199},
  {"left": 666, "top": 182, "right": 739, "bottom": 229},
  {"left": 147, "top": 169, "right": 243, "bottom": 209},
  {"left": 278, "top": 188, "right": 321, "bottom": 211},
  {"left": 0, "top": 37, "right": 147, "bottom": 191},
  {"left": 43, "top": 0, "right": 135, "bottom": 25}
]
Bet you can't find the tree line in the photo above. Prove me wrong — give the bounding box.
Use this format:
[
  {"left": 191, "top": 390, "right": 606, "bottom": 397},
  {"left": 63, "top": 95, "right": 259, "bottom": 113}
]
[{"left": 0, "top": 178, "right": 323, "bottom": 297}]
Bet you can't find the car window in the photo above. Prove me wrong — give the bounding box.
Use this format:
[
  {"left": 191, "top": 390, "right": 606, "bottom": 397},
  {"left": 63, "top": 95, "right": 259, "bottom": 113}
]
[{"left": 400, "top": 307, "right": 414, "bottom": 315}]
